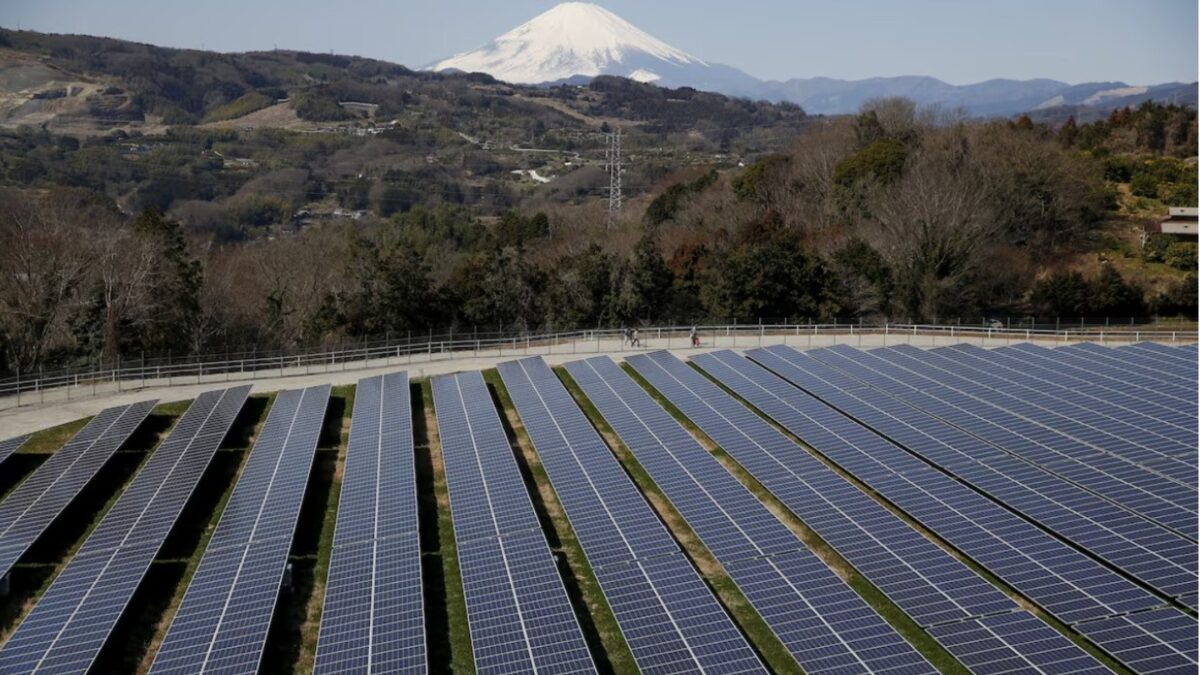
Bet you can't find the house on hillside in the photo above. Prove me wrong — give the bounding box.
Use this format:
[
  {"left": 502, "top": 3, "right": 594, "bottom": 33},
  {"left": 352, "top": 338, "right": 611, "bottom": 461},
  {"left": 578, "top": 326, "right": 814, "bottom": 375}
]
[{"left": 1142, "top": 207, "right": 1198, "bottom": 247}]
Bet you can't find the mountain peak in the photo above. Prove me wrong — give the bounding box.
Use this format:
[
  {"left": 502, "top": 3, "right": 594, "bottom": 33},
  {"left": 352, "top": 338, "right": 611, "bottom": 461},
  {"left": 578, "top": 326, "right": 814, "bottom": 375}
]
[{"left": 428, "top": 2, "right": 706, "bottom": 85}]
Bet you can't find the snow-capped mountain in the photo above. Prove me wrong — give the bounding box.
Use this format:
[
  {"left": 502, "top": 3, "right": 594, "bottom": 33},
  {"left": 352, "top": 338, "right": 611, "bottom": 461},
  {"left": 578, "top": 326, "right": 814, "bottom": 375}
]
[
  {"left": 428, "top": 2, "right": 1196, "bottom": 117},
  {"left": 427, "top": 2, "right": 763, "bottom": 95}
]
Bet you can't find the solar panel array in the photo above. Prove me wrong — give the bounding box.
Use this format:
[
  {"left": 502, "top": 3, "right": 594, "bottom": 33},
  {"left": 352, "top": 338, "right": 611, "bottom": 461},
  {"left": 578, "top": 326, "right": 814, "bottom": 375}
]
[
  {"left": 0, "top": 386, "right": 250, "bottom": 675},
  {"left": 690, "top": 350, "right": 1161, "bottom": 628},
  {"left": 703, "top": 343, "right": 1197, "bottom": 675},
  {"left": 749, "top": 344, "right": 1198, "bottom": 604},
  {"left": 1075, "top": 609, "right": 1198, "bottom": 675},
  {"left": 627, "top": 351, "right": 1017, "bottom": 627},
  {"left": 566, "top": 355, "right": 936, "bottom": 675},
  {"left": 936, "top": 344, "right": 1193, "bottom": 460},
  {"left": 0, "top": 434, "right": 29, "bottom": 466},
  {"left": 150, "top": 384, "right": 330, "bottom": 675},
  {"left": 0, "top": 400, "right": 157, "bottom": 584},
  {"left": 497, "top": 357, "right": 767, "bottom": 675},
  {"left": 927, "top": 612, "right": 1114, "bottom": 675},
  {"left": 847, "top": 344, "right": 1199, "bottom": 536},
  {"left": 1005, "top": 344, "right": 1194, "bottom": 418},
  {"left": 432, "top": 371, "right": 595, "bottom": 675},
  {"left": 316, "top": 373, "right": 425, "bottom": 675}
]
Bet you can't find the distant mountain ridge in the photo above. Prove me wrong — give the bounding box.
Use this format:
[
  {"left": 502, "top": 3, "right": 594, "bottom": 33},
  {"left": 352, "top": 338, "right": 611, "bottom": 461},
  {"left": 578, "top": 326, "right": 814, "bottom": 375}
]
[{"left": 429, "top": 2, "right": 1197, "bottom": 117}]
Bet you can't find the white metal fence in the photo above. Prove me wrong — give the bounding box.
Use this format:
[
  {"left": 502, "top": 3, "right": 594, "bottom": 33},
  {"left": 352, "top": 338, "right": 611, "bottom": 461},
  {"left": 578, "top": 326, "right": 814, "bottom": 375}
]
[{"left": 1, "top": 322, "right": 1194, "bottom": 410}]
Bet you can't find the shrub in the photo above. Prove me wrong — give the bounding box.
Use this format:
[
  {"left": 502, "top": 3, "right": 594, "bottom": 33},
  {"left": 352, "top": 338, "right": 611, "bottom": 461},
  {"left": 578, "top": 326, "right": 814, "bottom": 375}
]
[{"left": 1164, "top": 242, "right": 1197, "bottom": 270}]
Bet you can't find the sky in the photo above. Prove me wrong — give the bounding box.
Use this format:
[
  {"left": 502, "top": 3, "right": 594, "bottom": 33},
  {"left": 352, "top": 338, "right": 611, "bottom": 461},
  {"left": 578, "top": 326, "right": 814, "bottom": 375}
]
[{"left": 4, "top": 0, "right": 1197, "bottom": 85}]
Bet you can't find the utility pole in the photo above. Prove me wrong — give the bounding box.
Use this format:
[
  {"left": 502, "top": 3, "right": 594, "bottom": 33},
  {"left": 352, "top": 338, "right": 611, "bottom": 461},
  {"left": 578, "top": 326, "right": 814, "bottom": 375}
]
[{"left": 606, "top": 126, "right": 622, "bottom": 230}]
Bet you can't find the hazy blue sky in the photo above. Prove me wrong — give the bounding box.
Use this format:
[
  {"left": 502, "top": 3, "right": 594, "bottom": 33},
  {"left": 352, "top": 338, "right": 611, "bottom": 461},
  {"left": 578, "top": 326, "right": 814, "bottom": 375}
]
[{"left": 4, "top": 0, "right": 1197, "bottom": 84}]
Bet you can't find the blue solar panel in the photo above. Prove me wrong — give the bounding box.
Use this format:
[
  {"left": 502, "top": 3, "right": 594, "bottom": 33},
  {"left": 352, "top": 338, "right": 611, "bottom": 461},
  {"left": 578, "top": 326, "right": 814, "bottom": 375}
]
[
  {"left": 928, "top": 612, "right": 1111, "bottom": 675},
  {"left": 627, "top": 350, "right": 1018, "bottom": 630},
  {"left": 497, "top": 357, "right": 766, "bottom": 675},
  {"left": 316, "top": 373, "right": 425, "bottom": 675},
  {"left": 985, "top": 345, "right": 1196, "bottom": 439},
  {"left": 0, "top": 400, "right": 156, "bottom": 584},
  {"left": 807, "top": 345, "right": 1197, "bottom": 540},
  {"left": 1006, "top": 344, "right": 1195, "bottom": 409},
  {"left": 566, "top": 355, "right": 936, "bottom": 675},
  {"left": 1122, "top": 342, "right": 1197, "bottom": 369},
  {"left": 880, "top": 344, "right": 1196, "bottom": 484},
  {"left": 1076, "top": 609, "right": 1198, "bottom": 675},
  {"left": 0, "top": 386, "right": 249, "bottom": 675},
  {"left": 0, "top": 434, "right": 28, "bottom": 467},
  {"left": 1066, "top": 343, "right": 1195, "bottom": 386},
  {"left": 691, "top": 350, "right": 1160, "bottom": 626},
  {"left": 150, "top": 384, "right": 329, "bottom": 675},
  {"left": 749, "top": 345, "right": 1198, "bottom": 603},
  {"left": 932, "top": 344, "right": 1195, "bottom": 454},
  {"left": 432, "top": 371, "right": 595, "bottom": 675},
  {"left": 921, "top": 344, "right": 1196, "bottom": 466}
]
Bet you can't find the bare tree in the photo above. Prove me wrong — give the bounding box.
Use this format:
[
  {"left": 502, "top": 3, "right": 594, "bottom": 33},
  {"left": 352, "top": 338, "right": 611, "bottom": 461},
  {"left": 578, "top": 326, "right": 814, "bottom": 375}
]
[
  {"left": 0, "top": 191, "right": 93, "bottom": 371},
  {"left": 863, "top": 128, "right": 998, "bottom": 320}
]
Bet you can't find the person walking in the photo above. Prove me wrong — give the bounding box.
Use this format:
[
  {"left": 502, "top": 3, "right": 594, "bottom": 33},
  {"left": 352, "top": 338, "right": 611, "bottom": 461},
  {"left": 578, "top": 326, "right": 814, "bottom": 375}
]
[
  {"left": 689, "top": 326, "right": 699, "bottom": 348},
  {"left": 631, "top": 328, "right": 641, "bottom": 348},
  {"left": 622, "top": 327, "right": 631, "bottom": 347}
]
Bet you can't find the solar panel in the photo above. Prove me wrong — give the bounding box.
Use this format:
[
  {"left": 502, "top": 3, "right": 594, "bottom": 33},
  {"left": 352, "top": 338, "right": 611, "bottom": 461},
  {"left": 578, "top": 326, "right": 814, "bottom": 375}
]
[
  {"left": 0, "top": 434, "right": 29, "bottom": 467},
  {"left": 921, "top": 344, "right": 1196, "bottom": 464},
  {"left": 749, "top": 345, "right": 1198, "bottom": 603},
  {"left": 1007, "top": 344, "right": 1195, "bottom": 408},
  {"left": 987, "top": 345, "right": 1196, "bottom": 432},
  {"left": 497, "top": 357, "right": 766, "bottom": 675},
  {"left": 1122, "top": 342, "right": 1197, "bottom": 367},
  {"left": 1076, "top": 609, "right": 1199, "bottom": 675},
  {"left": 566, "top": 356, "right": 936, "bottom": 675},
  {"left": 809, "top": 345, "right": 1198, "bottom": 540},
  {"left": 150, "top": 384, "right": 330, "bottom": 675},
  {"left": 315, "top": 373, "right": 425, "bottom": 675},
  {"left": 0, "top": 400, "right": 156, "bottom": 584},
  {"left": 928, "top": 612, "right": 1111, "bottom": 675},
  {"left": 691, "top": 350, "right": 1160, "bottom": 626},
  {"left": 884, "top": 344, "right": 1196, "bottom": 481},
  {"left": 932, "top": 344, "right": 1195, "bottom": 452},
  {"left": 0, "top": 386, "right": 250, "bottom": 675},
  {"left": 432, "top": 371, "right": 595, "bottom": 674},
  {"left": 1065, "top": 343, "right": 1195, "bottom": 385},
  {"left": 626, "top": 352, "right": 1018, "bottom": 627}
]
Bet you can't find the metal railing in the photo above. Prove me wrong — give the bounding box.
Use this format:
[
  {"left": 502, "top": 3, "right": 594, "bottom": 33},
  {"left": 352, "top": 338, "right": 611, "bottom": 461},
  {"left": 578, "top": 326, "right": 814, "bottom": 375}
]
[{"left": 1, "top": 322, "right": 1194, "bottom": 411}]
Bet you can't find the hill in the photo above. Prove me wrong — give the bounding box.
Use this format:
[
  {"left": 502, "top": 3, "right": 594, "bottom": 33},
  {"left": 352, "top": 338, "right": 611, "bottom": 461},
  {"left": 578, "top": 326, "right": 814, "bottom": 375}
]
[{"left": 0, "top": 28, "right": 1194, "bottom": 381}]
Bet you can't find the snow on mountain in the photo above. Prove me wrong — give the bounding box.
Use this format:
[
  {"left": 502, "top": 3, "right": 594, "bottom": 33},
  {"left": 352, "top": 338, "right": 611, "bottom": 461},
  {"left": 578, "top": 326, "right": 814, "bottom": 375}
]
[
  {"left": 427, "top": 2, "right": 1196, "bottom": 118},
  {"left": 428, "top": 2, "right": 708, "bottom": 84},
  {"left": 1081, "top": 85, "right": 1149, "bottom": 106}
]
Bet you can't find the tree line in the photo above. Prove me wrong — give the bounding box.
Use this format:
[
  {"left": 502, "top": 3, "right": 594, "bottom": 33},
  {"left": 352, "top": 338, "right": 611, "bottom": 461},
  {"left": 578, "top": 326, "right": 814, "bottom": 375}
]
[{"left": 1, "top": 98, "right": 1195, "bottom": 377}]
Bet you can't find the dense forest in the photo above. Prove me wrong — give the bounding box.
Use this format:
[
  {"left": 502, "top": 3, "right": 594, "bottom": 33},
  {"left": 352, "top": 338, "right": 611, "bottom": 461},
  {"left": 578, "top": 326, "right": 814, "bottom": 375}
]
[{"left": 0, "top": 31, "right": 1195, "bottom": 376}]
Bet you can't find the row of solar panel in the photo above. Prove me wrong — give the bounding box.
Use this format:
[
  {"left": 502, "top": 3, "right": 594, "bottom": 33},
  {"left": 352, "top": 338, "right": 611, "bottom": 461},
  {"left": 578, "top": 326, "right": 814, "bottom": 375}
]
[
  {"left": 0, "top": 389, "right": 248, "bottom": 674},
  {"left": 1, "top": 340, "right": 1194, "bottom": 675},
  {"left": 687, "top": 345, "right": 1196, "bottom": 675}
]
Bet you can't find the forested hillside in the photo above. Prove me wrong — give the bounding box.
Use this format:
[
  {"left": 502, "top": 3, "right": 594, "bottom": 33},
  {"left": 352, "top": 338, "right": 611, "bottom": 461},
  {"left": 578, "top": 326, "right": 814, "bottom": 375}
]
[{"left": 0, "top": 30, "right": 1195, "bottom": 377}]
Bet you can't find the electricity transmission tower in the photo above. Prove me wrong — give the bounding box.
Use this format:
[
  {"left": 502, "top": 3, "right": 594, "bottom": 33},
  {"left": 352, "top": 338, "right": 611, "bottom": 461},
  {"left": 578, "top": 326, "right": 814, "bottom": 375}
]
[{"left": 605, "top": 126, "right": 622, "bottom": 229}]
